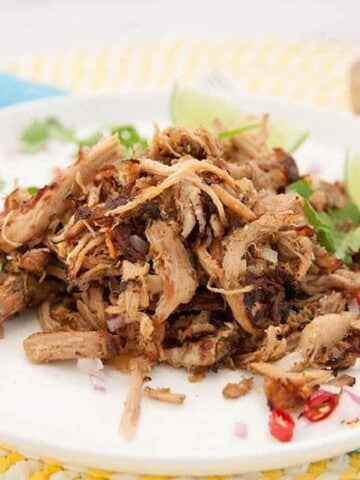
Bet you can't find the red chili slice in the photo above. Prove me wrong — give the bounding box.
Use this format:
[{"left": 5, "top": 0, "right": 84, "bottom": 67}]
[
  {"left": 356, "top": 291, "right": 360, "bottom": 307},
  {"left": 302, "top": 391, "right": 339, "bottom": 422},
  {"left": 269, "top": 408, "right": 295, "bottom": 442}
]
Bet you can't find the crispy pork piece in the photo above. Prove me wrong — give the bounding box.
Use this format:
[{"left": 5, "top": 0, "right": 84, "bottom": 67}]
[
  {"left": 309, "top": 179, "right": 347, "bottom": 211},
  {"left": 144, "top": 386, "right": 186, "bottom": 404},
  {"left": 174, "top": 181, "right": 206, "bottom": 238},
  {"left": 115, "top": 261, "right": 150, "bottom": 323},
  {"left": 23, "top": 331, "right": 120, "bottom": 363},
  {"left": 0, "top": 136, "right": 123, "bottom": 252},
  {"left": 0, "top": 274, "right": 61, "bottom": 324},
  {"left": 327, "top": 374, "right": 356, "bottom": 388},
  {"left": 236, "top": 326, "right": 287, "bottom": 367},
  {"left": 250, "top": 362, "right": 331, "bottom": 410},
  {"left": 164, "top": 324, "right": 237, "bottom": 371},
  {"left": 222, "top": 378, "right": 253, "bottom": 399},
  {"left": 146, "top": 220, "right": 198, "bottom": 324},
  {"left": 276, "top": 231, "right": 314, "bottom": 280},
  {"left": 219, "top": 211, "right": 305, "bottom": 334},
  {"left": 0, "top": 276, "right": 25, "bottom": 323},
  {"left": 298, "top": 312, "right": 359, "bottom": 362},
  {"left": 15, "top": 248, "right": 51, "bottom": 275},
  {"left": 120, "top": 358, "right": 151, "bottom": 438},
  {"left": 150, "top": 125, "right": 223, "bottom": 162},
  {"left": 254, "top": 192, "right": 304, "bottom": 217}
]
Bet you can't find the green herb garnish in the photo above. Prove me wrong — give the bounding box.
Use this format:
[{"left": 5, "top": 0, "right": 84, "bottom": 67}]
[
  {"left": 327, "top": 202, "right": 360, "bottom": 225},
  {"left": 20, "top": 117, "right": 76, "bottom": 153},
  {"left": 110, "top": 125, "right": 147, "bottom": 150},
  {"left": 20, "top": 118, "right": 148, "bottom": 156},
  {"left": 288, "top": 131, "right": 310, "bottom": 154},
  {"left": 218, "top": 124, "right": 260, "bottom": 140},
  {"left": 286, "top": 178, "right": 313, "bottom": 199},
  {"left": 27, "top": 186, "right": 39, "bottom": 195},
  {"left": 286, "top": 179, "right": 360, "bottom": 262}
]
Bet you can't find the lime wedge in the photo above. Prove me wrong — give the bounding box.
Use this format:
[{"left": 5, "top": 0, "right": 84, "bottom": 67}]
[
  {"left": 170, "top": 83, "right": 309, "bottom": 153},
  {"left": 345, "top": 151, "right": 360, "bottom": 208},
  {"left": 170, "top": 83, "right": 239, "bottom": 128}
]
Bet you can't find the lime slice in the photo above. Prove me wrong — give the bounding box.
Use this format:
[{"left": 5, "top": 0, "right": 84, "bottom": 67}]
[
  {"left": 170, "top": 83, "right": 309, "bottom": 153},
  {"left": 170, "top": 83, "right": 239, "bottom": 128},
  {"left": 345, "top": 151, "right": 360, "bottom": 208},
  {"left": 267, "top": 122, "right": 309, "bottom": 153}
]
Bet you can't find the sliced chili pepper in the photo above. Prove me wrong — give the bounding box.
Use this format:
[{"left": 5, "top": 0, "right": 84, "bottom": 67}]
[
  {"left": 302, "top": 391, "right": 339, "bottom": 422},
  {"left": 356, "top": 291, "right": 360, "bottom": 307},
  {"left": 269, "top": 408, "right": 295, "bottom": 442}
]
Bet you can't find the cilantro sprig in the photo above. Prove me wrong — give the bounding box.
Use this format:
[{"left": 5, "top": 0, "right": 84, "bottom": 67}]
[
  {"left": 218, "top": 124, "right": 260, "bottom": 140},
  {"left": 20, "top": 118, "right": 148, "bottom": 155},
  {"left": 286, "top": 178, "right": 360, "bottom": 263},
  {"left": 110, "top": 125, "right": 148, "bottom": 150},
  {"left": 20, "top": 117, "right": 77, "bottom": 153}
]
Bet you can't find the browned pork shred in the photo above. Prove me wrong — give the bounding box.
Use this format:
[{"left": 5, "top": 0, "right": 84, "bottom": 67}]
[{"left": 0, "top": 123, "right": 359, "bottom": 434}]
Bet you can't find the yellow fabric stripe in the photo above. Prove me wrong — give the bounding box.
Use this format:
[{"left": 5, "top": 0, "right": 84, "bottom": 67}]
[
  {"left": 49, "top": 52, "right": 65, "bottom": 86},
  {"left": 182, "top": 41, "right": 208, "bottom": 82},
  {"left": 135, "top": 42, "right": 158, "bottom": 89},
  {"left": 29, "top": 55, "right": 45, "bottom": 80},
  {"left": 87, "top": 467, "right": 114, "bottom": 478},
  {"left": 29, "top": 464, "right": 62, "bottom": 480},
  {"left": 112, "top": 44, "right": 134, "bottom": 89},
  {"left": 90, "top": 46, "right": 112, "bottom": 91},
  {"left": 0, "top": 451, "right": 25, "bottom": 472},
  {"left": 157, "top": 41, "right": 182, "bottom": 88},
  {"left": 70, "top": 50, "right": 87, "bottom": 91}
]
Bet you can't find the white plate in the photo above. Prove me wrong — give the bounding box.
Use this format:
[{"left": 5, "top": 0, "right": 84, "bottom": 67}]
[{"left": 0, "top": 93, "right": 359, "bottom": 476}]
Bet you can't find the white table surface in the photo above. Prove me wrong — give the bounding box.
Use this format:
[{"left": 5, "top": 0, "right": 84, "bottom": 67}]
[{"left": 0, "top": 0, "right": 360, "bottom": 69}]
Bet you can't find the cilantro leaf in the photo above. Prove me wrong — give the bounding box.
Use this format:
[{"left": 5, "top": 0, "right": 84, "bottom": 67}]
[
  {"left": 303, "top": 200, "right": 341, "bottom": 254},
  {"left": 286, "top": 178, "right": 313, "bottom": 199},
  {"left": 327, "top": 202, "right": 360, "bottom": 225},
  {"left": 27, "top": 186, "right": 39, "bottom": 195},
  {"left": 110, "top": 125, "right": 147, "bottom": 150},
  {"left": 336, "top": 227, "right": 360, "bottom": 263},
  {"left": 218, "top": 124, "right": 260, "bottom": 140},
  {"left": 20, "top": 119, "right": 148, "bottom": 156},
  {"left": 287, "top": 179, "right": 360, "bottom": 263},
  {"left": 21, "top": 117, "right": 76, "bottom": 153}
]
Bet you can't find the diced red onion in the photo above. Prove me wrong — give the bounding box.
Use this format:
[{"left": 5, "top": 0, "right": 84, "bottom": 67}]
[
  {"left": 77, "top": 358, "right": 104, "bottom": 374},
  {"left": 337, "top": 391, "right": 360, "bottom": 423},
  {"left": 234, "top": 421, "right": 248, "bottom": 438},
  {"left": 129, "top": 234, "right": 148, "bottom": 254},
  {"left": 107, "top": 315, "right": 124, "bottom": 332},
  {"left": 342, "top": 386, "right": 360, "bottom": 406},
  {"left": 309, "top": 163, "right": 323, "bottom": 175},
  {"left": 89, "top": 373, "right": 107, "bottom": 392},
  {"left": 77, "top": 359, "right": 107, "bottom": 392}
]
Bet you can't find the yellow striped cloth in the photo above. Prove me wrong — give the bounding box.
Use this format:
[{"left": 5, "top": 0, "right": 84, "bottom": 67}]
[
  {"left": 2, "top": 39, "right": 360, "bottom": 479},
  {"left": 6, "top": 40, "right": 360, "bottom": 110}
]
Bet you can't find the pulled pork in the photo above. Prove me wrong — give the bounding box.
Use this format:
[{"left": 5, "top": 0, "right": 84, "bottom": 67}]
[{"left": 0, "top": 123, "right": 359, "bottom": 436}]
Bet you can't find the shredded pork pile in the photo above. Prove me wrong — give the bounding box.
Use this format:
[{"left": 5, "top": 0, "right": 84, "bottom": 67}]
[{"left": 0, "top": 122, "right": 360, "bottom": 436}]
